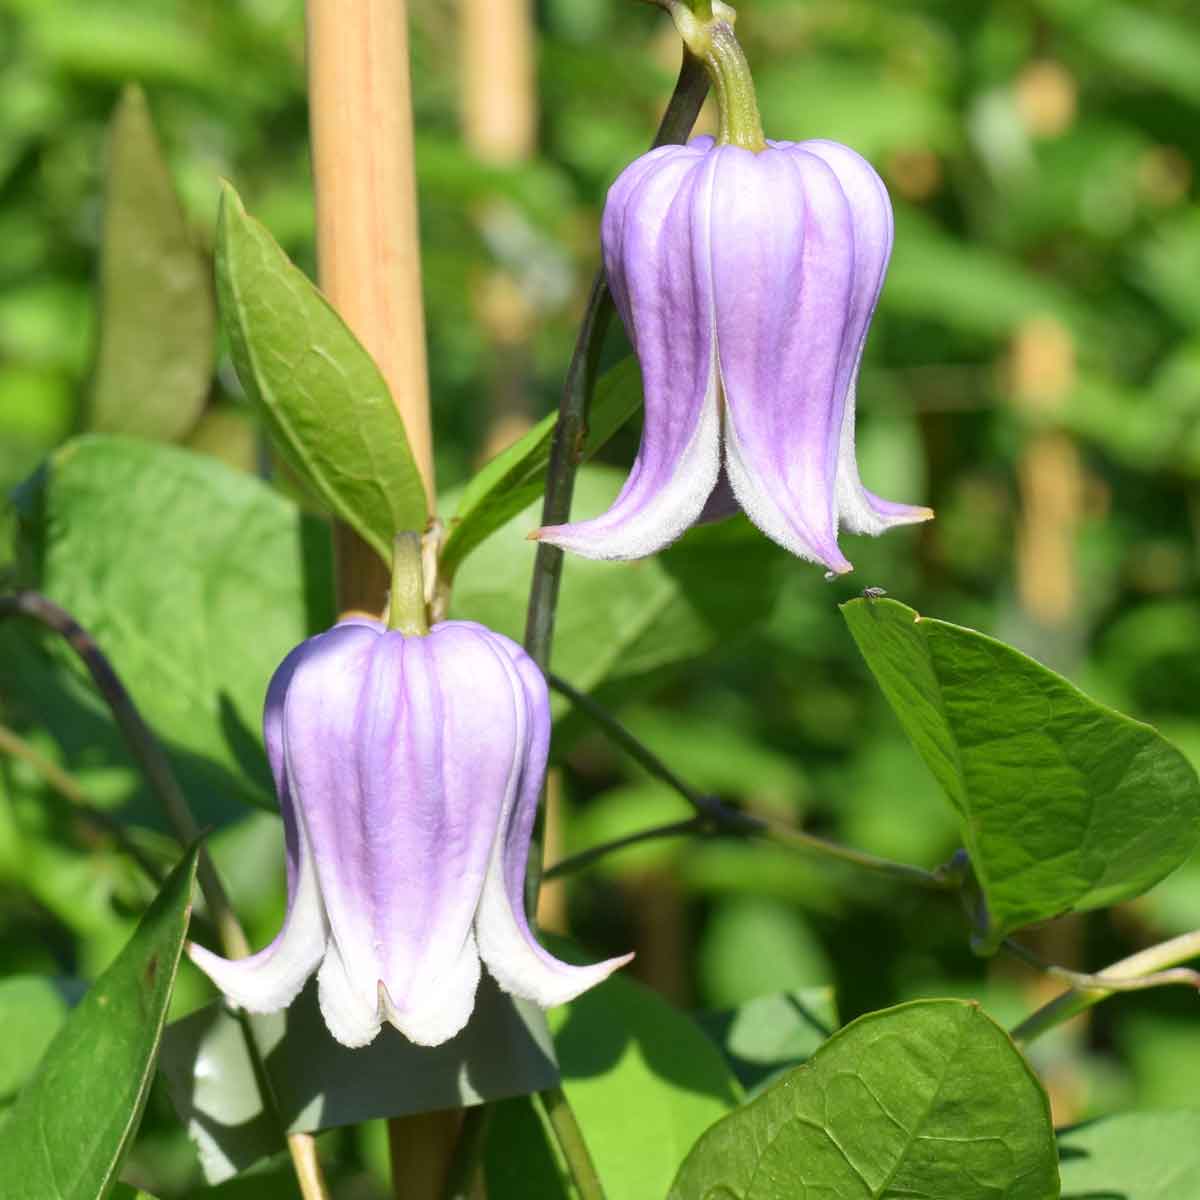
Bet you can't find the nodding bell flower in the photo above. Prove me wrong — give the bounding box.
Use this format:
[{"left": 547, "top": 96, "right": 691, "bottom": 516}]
[
  {"left": 189, "top": 619, "right": 630, "bottom": 1049},
  {"left": 534, "top": 135, "right": 933, "bottom": 574}
]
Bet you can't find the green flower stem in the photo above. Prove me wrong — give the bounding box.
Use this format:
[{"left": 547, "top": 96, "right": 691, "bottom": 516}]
[
  {"left": 0, "top": 590, "right": 332, "bottom": 1200},
  {"left": 1010, "top": 929, "right": 1200, "bottom": 1049},
  {"left": 547, "top": 671, "right": 954, "bottom": 892},
  {"left": 543, "top": 817, "right": 706, "bottom": 880},
  {"left": 539, "top": 1085, "right": 607, "bottom": 1200},
  {"left": 388, "top": 532, "right": 429, "bottom": 634},
  {"left": 440, "top": 1106, "right": 491, "bottom": 1200},
  {"left": 0, "top": 720, "right": 165, "bottom": 887},
  {"left": 667, "top": 2, "right": 765, "bottom": 150}
]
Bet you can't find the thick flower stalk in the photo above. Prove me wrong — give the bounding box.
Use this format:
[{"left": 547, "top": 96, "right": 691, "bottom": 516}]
[
  {"left": 534, "top": 134, "right": 932, "bottom": 574},
  {"left": 190, "top": 618, "right": 629, "bottom": 1048}
]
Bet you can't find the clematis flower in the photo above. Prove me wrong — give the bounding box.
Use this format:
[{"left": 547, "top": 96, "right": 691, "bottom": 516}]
[
  {"left": 189, "top": 618, "right": 629, "bottom": 1049},
  {"left": 534, "top": 136, "right": 932, "bottom": 574}
]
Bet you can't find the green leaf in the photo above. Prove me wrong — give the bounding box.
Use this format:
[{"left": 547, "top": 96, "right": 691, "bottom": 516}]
[
  {"left": 1058, "top": 1110, "right": 1200, "bottom": 1199},
  {"left": 85, "top": 86, "right": 214, "bottom": 442},
  {"left": 696, "top": 988, "right": 839, "bottom": 1095},
  {"left": 450, "top": 465, "right": 784, "bottom": 702},
  {"left": 441, "top": 356, "right": 642, "bottom": 577},
  {"left": 161, "top": 976, "right": 556, "bottom": 1185},
  {"left": 0, "top": 977, "right": 74, "bottom": 1107},
  {"left": 842, "top": 597, "right": 1200, "bottom": 951},
  {"left": 669, "top": 999, "right": 1058, "bottom": 1200},
  {"left": 9, "top": 434, "right": 333, "bottom": 812},
  {"left": 0, "top": 844, "right": 199, "bottom": 1200},
  {"left": 216, "top": 181, "right": 427, "bottom": 561},
  {"left": 487, "top": 973, "right": 742, "bottom": 1200}
]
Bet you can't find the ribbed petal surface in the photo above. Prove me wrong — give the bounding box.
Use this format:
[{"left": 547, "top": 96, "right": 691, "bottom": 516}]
[
  {"left": 536, "top": 142, "right": 721, "bottom": 559},
  {"left": 711, "top": 143, "right": 849, "bottom": 570},
  {"left": 799, "top": 140, "right": 933, "bottom": 536},
  {"left": 473, "top": 629, "right": 633, "bottom": 1002},
  {"left": 191, "top": 619, "right": 630, "bottom": 1050}
]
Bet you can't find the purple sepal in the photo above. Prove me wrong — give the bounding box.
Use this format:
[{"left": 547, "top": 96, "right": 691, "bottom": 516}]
[
  {"left": 536, "top": 137, "right": 932, "bottom": 573},
  {"left": 190, "top": 620, "right": 630, "bottom": 1049}
]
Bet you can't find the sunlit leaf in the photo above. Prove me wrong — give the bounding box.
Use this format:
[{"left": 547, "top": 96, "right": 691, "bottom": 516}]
[
  {"left": 216, "top": 182, "right": 427, "bottom": 561},
  {"left": 8, "top": 435, "right": 333, "bottom": 813},
  {"left": 1057, "top": 1110, "right": 1200, "bottom": 1199},
  {"left": 0, "top": 845, "right": 198, "bottom": 1200},
  {"left": 669, "top": 999, "right": 1058, "bottom": 1200},
  {"left": 842, "top": 597, "right": 1200, "bottom": 950}
]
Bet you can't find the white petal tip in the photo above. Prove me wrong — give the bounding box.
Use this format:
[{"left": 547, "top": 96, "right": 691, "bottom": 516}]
[
  {"left": 187, "top": 941, "right": 313, "bottom": 1015},
  {"left": 533, "top": 523, "right": 658, "bottom": 562},
  {"left": 376, "top": 980, "right": 477, "bottom": 1048}
]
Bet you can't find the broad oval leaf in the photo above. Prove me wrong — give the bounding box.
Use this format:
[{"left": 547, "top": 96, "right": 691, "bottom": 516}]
[
  {"left": 842, "top": 597, "right": 1200, "bottom": 951},
  {"left": 9, "top": 434, "right": 333, "bottom": 812},
  {"left": 669, "top": 998, "right": 1058, "bottom": 1200},
  {"left": 86, "top": 85, "right": 214, "bottom": 442},
  {"left": 441, "top": 356, "right": 643, "bottom": 577},
  {"left": 1057, "top": 1110, "right": 1200, "bottom": 1199},
  {"left": 216, "top": 182, "right": 427, "bottom": 560},
  {"left": 0, "top": 845, "right": 199, "bottom": 1200}
]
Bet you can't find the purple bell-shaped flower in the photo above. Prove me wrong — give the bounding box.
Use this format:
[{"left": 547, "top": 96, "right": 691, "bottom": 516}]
[
  {"left": 190, "top": 618, "right": 629, "bottom": 1048},
  {"left": 535, "top": 136, "right": 932, "bottom": 574}
]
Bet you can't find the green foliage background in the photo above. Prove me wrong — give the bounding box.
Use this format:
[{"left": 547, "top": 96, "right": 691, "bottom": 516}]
[{"left": 3, "top": 0, "right": 1200, "bottom": 1194}]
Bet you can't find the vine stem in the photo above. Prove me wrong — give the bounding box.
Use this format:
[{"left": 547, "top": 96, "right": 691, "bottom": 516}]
[
  {"left": 547, "top": 671, "right": 953, "bottom": 892},
  {"left": 1010, "top": 928, "right": 1200, "bottom": 1049},
  {"left": 305, "top": 0, "right": 456, "bottom": 1192},
  {"left": 518, "top": 50, "right": 710, "bottom": 1200},
  {"left": 0, "top": 591, "right": 329, "bottom": 1200},
  {"left": 540, "top": 1085, "right": 607, "bottom": 1200}
]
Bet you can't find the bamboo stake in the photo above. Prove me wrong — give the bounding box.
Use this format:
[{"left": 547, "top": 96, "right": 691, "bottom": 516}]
[
  {"left": 304, "top": 4, "right": 453, "bottom": 1195},
  {"left": 461, "top": 0, "right": 536, "bottom": 164},
  {"left": 307, "top": 0, "right": 435, "bottom": 616}
]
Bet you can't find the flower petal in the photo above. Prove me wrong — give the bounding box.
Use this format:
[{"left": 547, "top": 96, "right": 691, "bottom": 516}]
[
  {"left": 362, "top": 624, "right": 518, "bottom": 1045},
  {"left": 800, "top": 140, "right": 933, "bottom": 534},
  {"left": 475, "top": 632, "right": 632, "bottom": 1005},
  {"left": 714, "top": 143, "right": 855, "bottom": 572},
  {"left": 316, "top": 939, "right": 382, "bottom": 1048},
  {"left": 535, "top": 144, "right": 721, "bottom": 559},
  {"left": 276, "top": 623, "right": 388, "bottom": 1042},
  {"left": 187, "top": 776, "right": 327, "bottom": 1014}
]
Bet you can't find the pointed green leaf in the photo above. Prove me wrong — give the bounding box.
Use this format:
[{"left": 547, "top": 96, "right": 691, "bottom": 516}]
[
  {"left": 1057, "top": 1110, "right": 1200, "bottom": 1198},
  {"left": 216, "top": 182, "right": 427, "bottom": 559},
  {"left": 842, "top": 597, "right": 1200, "bottom": 951},
  {"left": 669, "top": 999, "right": 1058, "bottom": 1200},
  {"left": 441, "top": 356, "right": 643, "bottom": 576},
  {"left": 8, "top": 435, "right": 334, "bottom": 813},
  {"left": 0, "top": 845, "right": 199, "bottom": 1200},
  {"left": 86, "top": 85, "right": 214, "bottom": 441}
]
